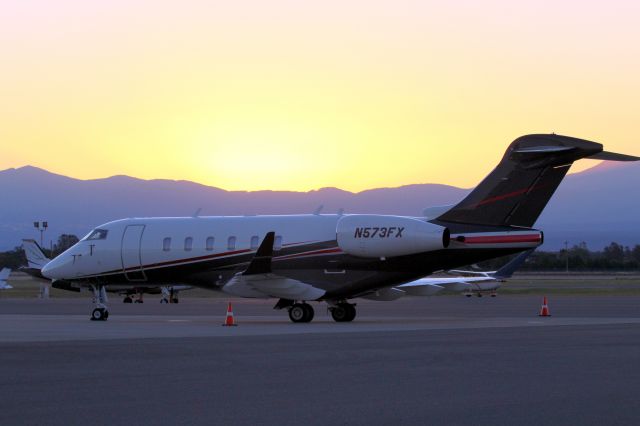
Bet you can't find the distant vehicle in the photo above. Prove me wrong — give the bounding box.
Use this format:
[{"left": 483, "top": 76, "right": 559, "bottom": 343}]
[
  {"left": 40, "top": 134, "right": 639, "bottom": 321},
  {"left": 395, "top": 249, "right": 534, "bottom": 299},
  {"left": 21, "top": 239, "right": 190, "bottom": 304},
  {"left": 0, "top": 268, "right": 12, "bottom": 289}
]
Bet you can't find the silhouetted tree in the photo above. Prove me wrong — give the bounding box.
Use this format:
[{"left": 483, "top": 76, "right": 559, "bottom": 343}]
[{"left": 53, "top": 234, "right": 79, "bottom": 256}]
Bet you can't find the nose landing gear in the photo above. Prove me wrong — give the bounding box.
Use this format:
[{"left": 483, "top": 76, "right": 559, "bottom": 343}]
[{"left": 90, "top": 285, "right": 109, "bottom": 321}]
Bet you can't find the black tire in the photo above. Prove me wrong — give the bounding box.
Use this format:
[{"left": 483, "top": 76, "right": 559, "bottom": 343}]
[
  {"left": 123, "top": 297, "right": 133, "bottom": 303},
  {"left": 103, "top": 310, "right": 109, "bottom": 320},
  {"left": 288, "top": 304, "right": 307, "bottom": 323},
  {"left": 91, "top": 308, "right": 105, "bottom": 321},
  {"left": 302, "top": 303, "right": 314, "bottom": 322},
  {"left": 331, "top": 303, "right": 356, "bottom": 322},
  {"left": 344, "top": 304, "right": 356, "bottom": 322},
  {"left": 172, "top": 298, "right": 179, "bottom": 304},
  {"left": 331, "top": 306, "right": 348, "bottom": 322}
]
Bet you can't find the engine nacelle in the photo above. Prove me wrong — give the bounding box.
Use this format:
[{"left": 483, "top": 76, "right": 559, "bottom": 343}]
[{"left": 336, "top": 215, "right": 450, "bottom": 258}]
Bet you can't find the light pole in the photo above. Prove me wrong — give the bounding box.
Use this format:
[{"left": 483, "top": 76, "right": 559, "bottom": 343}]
[
  {"left": 33, "top": 221, "right": 50, "bottom": 300},
  {"left": 564, "top": 240, "right": 569, "bottom": 273},
  {"left": 33, "top": 221, "right": 48, "bottom": 247}
]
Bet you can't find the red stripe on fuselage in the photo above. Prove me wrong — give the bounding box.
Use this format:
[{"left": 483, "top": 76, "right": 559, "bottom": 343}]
[
  {"left": 124, "top": 248, "right": 253, "bottom": 272},
  {"left": 273, "top": 248, "right": 343, "bottom": 261},
  {"left": 462, "top": 234, "right": 541, "bottom": 244}
]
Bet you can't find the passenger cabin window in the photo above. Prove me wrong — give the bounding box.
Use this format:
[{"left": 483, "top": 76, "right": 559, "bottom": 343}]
[
  {"left": 163, "top": 237, "right": 171, "bottom": 252},
  {"left": 227, "top": 236, "right": 236, "bottom": 250},
  {"left": 86, "top": 229, "right": 108, "bottom": 240},
  {"left": 184, "top": 237, "right": 193, "bottom": 251},
  {"left": 206, "top": 237, "right": 215, "bottom": 251},
  {"left": 274, "top": 235, "right": 283, "bottom": 251},
  {"left": 250, "top": 236, "right": 259, "bottom": 250}
]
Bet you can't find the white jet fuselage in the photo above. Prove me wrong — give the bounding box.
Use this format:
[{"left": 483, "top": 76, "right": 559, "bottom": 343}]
[{"left": 42, "top": 214, "right": 541, "bottom": 300}]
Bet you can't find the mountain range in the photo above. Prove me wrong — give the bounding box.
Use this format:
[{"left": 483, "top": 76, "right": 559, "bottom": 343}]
[{"left": 1, "top": 162, "right": 639, "bottom": 251}]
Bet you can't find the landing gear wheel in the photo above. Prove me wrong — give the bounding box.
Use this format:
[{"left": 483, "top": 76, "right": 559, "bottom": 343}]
[
  {"left": 289, "top": 304, "right": 307, "bottom": 323},
  {"left": 172, "top": 298, "right": 179, "bottom": 304},
  {"left": 331, "top": 303, "right": 356, "bottom": 322},
  {"left": 123, "top": 297, "right": 133, "bottom": 303},
  {"left": 302, "top": 303, "right": 314, "bottom": 322},
  {"left": 91, "top": 308, "right": 108, "bottom": 321},
  {"left": 160, "top": 298, "right": 169, "bottom": 304}
]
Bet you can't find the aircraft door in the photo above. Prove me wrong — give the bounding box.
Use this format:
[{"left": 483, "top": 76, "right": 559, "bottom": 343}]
[{"left": 121, "top": 225, "right": 147, "bottom": 281}]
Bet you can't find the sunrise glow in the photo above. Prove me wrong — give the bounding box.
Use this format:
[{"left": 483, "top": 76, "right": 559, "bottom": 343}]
[{"left": 1, "top": 0, "right": 639, "bottom": 191}]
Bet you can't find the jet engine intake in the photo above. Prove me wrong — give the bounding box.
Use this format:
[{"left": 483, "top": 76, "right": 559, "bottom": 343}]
[{"left": 336, "top": 215, "right": 450, "bottom": 258}]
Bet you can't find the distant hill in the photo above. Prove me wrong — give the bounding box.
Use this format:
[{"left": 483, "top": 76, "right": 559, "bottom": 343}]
[{"left": 1, "top": 162, "right": 639, "bottom": 251}]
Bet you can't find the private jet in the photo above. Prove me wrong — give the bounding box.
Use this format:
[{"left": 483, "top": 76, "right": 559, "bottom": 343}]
[{"left": 40, "top": 134, "right": 639, "bottom": 321}]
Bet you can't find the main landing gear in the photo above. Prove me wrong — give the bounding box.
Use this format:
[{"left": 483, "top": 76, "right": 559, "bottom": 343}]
[
  {"left": 329, "top": 302, "right": 356, "bottom": 322},
  {"left": 275, "top": 299, "right": 357, "bottom": 323},
  {"left": 274, "top": 299, "right": 315, "bottom": 323},
  {"left": 90, "top": 285, "right": 109, "bottom": 321},
  {"left": 160, "top": 287, "right": 179, "bottom": 304},
  {"left": 288, "top": 303, "right": 315, "bottom": 323}
]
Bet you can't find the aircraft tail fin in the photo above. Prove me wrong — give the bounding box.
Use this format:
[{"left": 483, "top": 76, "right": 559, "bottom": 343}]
[
  {"left": 492, "top": 249, "right": 535, "bottom": 279},
  {"left": 22, "top": 239, "right": 50, "bottom": 269},
  {"left": 436, "top": 134, "right": 639, "bottom": 228}
]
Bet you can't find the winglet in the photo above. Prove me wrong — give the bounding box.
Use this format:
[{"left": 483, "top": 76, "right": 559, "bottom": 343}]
[
  {"left": 243, "top": 232, "right": 275, "bottom": 275},
  {"left": 492, "top": 249, "right": 534, "bottom": 279}
]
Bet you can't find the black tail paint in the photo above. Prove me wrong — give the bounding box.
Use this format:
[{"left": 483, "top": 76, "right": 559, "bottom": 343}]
[{"left": 437, "top": 134, "right": 639, "bottom": 228}]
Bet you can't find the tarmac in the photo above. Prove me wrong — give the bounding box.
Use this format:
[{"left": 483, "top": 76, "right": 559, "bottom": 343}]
[{"left": 1, "top": 295, "right": 640, "bottom": 425}]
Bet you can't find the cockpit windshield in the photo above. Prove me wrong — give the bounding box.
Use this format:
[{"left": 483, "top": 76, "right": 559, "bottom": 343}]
[{"left": 85, "top": 229, "right": 109, "bottom": 240}]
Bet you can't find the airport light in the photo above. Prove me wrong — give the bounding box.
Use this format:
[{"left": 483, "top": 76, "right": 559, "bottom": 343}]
[{"left": 34, "top": 221, "right": 48, "bottom": 247}]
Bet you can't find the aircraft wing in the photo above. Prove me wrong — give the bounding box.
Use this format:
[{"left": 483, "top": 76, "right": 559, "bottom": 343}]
[
  {"left": 222, "top": 232, "right": 326, "bottom": 300},
  {"left": 0, "top": 268, "right": 12, "bottom": 289},
  {"left": 397, "top": 276, "right": 495, "bottom": 295}
]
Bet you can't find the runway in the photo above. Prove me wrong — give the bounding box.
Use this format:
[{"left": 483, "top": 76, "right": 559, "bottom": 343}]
[{"left": 1, "top": 296, "right": 640, "bottom": 425}]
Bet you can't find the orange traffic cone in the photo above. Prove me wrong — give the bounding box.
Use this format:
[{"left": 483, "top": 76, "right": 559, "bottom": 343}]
[
  {"left": 539, "top": 296, "right": 551, "bottom": 317},
  {"left": 222, "top": 302, "right": 237, "bottom": 326}
]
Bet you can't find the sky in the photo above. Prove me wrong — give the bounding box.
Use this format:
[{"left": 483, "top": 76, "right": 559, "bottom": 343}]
[{"left": 1, "top": 0, "right": 639, "bottom": 192}]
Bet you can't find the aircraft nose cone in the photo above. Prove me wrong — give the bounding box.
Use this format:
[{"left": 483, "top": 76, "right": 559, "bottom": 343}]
[{"left": 41, "top": 257, "right": 65, "bottom": 280}]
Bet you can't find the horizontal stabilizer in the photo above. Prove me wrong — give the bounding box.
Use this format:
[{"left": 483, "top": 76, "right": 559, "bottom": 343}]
[
  {"left": 587, "top": 151, "right": 640, "bottom": 161},
  {"left": 513, "top": 145, "right": 575, "bottom": 154}
]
